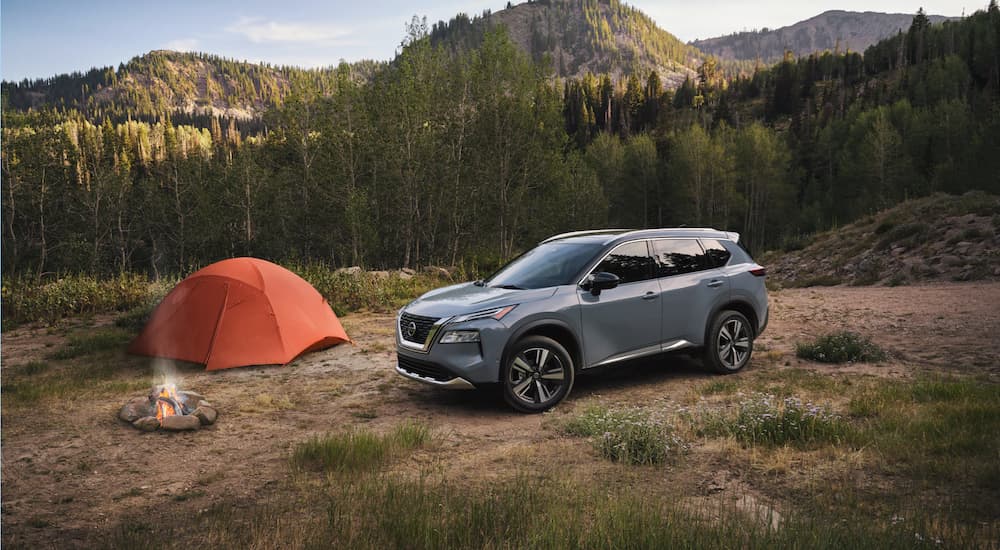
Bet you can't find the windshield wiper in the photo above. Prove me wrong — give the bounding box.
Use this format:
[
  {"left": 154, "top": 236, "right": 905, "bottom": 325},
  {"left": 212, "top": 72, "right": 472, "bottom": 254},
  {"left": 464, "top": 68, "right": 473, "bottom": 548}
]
[
  {"left": 492, "top": 284, "right": 524, "bottom": 290},
  {"left": 473, "top": 279, "right": 486, "bottom": 287}
]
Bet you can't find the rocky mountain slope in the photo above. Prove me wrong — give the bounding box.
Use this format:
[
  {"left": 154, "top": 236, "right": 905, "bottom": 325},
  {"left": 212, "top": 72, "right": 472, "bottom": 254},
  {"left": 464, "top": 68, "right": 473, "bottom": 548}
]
[
  {"left": 2, "top": 51, "right": 378, "bottom": 122},
  {"left": 430, "top": 0, "right": 700, "bottom": 86},
  {"left": 763, "top": 192, "right": 1000, "bottom": 287},
  {"left": 691, "top": 10, "right": 954, "bottom": 64}
]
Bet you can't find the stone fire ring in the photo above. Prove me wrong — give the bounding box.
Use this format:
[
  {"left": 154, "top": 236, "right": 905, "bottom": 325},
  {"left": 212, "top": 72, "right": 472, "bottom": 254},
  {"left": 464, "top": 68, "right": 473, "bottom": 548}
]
[{"left": 119, "top": 387, "right": 218, "bottom": 432}]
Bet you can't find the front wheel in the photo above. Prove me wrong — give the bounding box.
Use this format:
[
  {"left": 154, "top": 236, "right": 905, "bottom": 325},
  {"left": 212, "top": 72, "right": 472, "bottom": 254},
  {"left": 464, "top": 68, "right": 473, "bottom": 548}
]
[
  {"left": 704, "top": 310, "right": 754, "bottom": 374},
  {"left": 501, "top": 336, "right": 575, "bottom": 413}
]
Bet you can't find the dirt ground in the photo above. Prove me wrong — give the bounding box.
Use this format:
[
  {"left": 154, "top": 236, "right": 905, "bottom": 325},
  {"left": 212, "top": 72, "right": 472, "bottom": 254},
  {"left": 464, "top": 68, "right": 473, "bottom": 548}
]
[{"left": 2, "top": 282, "right": 998, "bottom": 547}]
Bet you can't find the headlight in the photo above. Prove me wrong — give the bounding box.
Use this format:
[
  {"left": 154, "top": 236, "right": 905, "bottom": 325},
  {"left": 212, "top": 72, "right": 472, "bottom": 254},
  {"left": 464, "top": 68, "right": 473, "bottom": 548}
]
[
  {"left": 439, "top": 330, "right": 481, "bottom": 344},
  {"left": 450, "top": 305, "right": 517, "bottom": 323}
]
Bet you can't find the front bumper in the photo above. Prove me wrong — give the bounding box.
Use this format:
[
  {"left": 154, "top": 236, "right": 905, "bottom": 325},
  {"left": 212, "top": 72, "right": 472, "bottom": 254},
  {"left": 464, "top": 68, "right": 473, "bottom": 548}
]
[
  {"left": 395, "top": 364, "right": 475, "bottom": 389},
  {"left": 395, "top": 316, "right": 508, "bottom": 389}
]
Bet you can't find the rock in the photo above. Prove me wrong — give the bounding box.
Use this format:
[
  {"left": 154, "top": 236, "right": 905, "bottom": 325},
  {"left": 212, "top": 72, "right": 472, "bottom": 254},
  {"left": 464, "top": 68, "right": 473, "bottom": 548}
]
[
  {"left": 398, "top": 270, "right": 413, "bottom": 280},
  {"left": 119, "top": 397, "right": 154, "bottom": 423},
  {"left": 890, "top": 246, "right": 906, "bottom": 256},
  {"left": 132, "top": 416, "right": 160, "bottom": 432},
  {"left": 160, "top": 414, "right": 201, "bottom": 431},
  {"left": 177, "top": 391, "right": 207, "bottom": 411},
  {"left": 336, "top": 266, "right": 363, "bottom": 275},
  {"left": 370, "top": 270, "right": 390, "bottom": 279},
  {"left": 422, "top": 265, "right": 451, "bottom": 278},
  {"left": 192, "top": 406, "right": 218, "bottom": 426},
  {"left": 941, "top": 255, "right": 963, "bottom": 267},
  {"left": 400, "top": 267, "right": 416, "bottom": 275}
]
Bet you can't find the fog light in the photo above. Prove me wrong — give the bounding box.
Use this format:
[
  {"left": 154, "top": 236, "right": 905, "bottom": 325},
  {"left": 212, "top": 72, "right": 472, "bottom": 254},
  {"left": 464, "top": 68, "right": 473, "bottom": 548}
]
[{"left": 440, "top": 330, "right": 480, "bottom": 344}]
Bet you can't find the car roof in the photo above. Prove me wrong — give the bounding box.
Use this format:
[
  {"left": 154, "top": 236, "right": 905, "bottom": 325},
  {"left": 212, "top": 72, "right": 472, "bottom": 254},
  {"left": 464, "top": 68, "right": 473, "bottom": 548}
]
[{"left": 541, "top": 228, "right": 739, "bottom": 246}]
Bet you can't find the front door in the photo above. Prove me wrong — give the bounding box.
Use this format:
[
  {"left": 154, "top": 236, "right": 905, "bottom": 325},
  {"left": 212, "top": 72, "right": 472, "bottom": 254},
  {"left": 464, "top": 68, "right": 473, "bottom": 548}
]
[{"left": 578, "top": 241, "right": 661, "bottom": 367}]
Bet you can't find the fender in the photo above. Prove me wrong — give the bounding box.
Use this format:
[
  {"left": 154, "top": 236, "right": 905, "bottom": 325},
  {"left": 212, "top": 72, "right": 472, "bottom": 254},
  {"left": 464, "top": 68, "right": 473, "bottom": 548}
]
[
  {"left": 705, "top": 299, "right": 760, "bottom": 344},
  {"left": 501, "top": 317, "right": 583, "bottom": 379}
]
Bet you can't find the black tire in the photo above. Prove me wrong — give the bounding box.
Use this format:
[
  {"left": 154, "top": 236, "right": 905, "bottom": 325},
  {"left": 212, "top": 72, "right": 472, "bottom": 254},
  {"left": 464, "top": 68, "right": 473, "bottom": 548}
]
[
  {"left": 501, "top": 335, "right": 575, "bottom": 413},
  {"left": 704, "top": 310, "right": 754, "bottom": 374}
]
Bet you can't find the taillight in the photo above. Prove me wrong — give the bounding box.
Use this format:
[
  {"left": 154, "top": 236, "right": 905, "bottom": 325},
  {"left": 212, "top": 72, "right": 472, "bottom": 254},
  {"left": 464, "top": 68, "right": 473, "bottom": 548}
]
[{"left": 749, "top": 267, "right": 767, "bottom": 277}]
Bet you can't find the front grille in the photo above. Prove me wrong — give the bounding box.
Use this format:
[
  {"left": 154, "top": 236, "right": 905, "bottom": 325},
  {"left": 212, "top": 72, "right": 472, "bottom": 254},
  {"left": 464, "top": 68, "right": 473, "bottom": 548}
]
[
  {"left": 398, "top": 354, "right": 455, "bottom": 382},
  {"left": 399, "top": 312, "right": 439, "bottom": 345}
]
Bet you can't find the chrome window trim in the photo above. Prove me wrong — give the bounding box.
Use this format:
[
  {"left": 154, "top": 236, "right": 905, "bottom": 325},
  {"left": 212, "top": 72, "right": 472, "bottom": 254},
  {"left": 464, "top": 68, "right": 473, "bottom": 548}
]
[{"left": 578, "top": 237, "right": 709, "bottom": 286}]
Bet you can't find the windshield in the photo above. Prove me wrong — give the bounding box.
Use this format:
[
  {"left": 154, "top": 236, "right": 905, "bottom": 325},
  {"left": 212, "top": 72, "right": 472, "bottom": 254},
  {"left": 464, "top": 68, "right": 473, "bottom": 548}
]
[{"left": 485, "top": 242, "right": 603, "bottom": 290}]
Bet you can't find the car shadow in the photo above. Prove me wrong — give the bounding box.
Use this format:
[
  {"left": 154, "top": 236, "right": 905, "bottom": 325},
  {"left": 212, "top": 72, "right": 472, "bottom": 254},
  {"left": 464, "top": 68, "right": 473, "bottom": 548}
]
[
  {"left": 572, "top": 351, "right": 713, "bottom": 398},
  {"left": 410, "top": 352, "right": 714, "bottom": 414}
]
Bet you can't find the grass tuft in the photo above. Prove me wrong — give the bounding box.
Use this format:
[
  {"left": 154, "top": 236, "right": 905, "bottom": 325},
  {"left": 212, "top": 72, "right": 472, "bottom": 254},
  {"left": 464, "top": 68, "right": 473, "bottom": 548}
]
[
  {"left": 48, "top": 328, "right": 132, "bottom": 360},
  {"left": 564, "top": 406, "right": 686, "bottom": 465},
  {"left": 709, "top": 393, "right": 850, "bottom": 447},
  {"left": 796, "top": 331, "right": 887, "bottom": 363},
  {"left": 290, "top": 422, "right": 429, "bottom": 473},
  {"left": 103, "top": 474, "right": 996, "bottom": 549}
]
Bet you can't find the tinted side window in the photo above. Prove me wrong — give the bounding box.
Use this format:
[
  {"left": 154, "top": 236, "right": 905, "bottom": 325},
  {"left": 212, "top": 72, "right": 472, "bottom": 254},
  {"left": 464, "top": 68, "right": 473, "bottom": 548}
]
[
  {"left": 701, "top": 239, "right": 732, "bottom": 268},
  {"left": 651, "top": 239, "right": 705, "bottom": 277},
  {"left": 593, "top": 241, "right": 654, "bottom": 284}
]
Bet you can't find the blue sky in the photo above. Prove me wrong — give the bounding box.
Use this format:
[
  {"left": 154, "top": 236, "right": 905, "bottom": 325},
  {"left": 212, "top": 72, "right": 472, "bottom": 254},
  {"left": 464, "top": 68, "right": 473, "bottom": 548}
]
[{"left": 1, "top": 0, "right": 969, "bottom": 82}]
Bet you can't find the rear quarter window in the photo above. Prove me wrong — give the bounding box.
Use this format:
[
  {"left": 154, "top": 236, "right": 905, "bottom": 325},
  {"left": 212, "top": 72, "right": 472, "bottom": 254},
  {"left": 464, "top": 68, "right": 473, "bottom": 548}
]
[
  {"left": 719, "top": 240, "right": 752, "bottom": 264},
  {"left": 700, "top": 239, "right": 733, "bottom": 268}
]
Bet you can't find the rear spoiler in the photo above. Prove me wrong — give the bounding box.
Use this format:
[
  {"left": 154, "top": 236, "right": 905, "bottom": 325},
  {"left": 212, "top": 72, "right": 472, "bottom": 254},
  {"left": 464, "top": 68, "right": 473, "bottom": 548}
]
[{"left": 725, "top": 231, "right": 740, "bottom": 243}]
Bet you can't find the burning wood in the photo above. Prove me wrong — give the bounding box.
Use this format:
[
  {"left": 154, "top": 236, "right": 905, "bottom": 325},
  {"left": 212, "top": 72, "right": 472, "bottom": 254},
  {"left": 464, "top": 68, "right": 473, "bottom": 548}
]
[
  {"left": 119, "top": 384, "right": 218, "bottom": 432},
  {"left": 154, "top": 384, "right": 187, "bottom": 420}
]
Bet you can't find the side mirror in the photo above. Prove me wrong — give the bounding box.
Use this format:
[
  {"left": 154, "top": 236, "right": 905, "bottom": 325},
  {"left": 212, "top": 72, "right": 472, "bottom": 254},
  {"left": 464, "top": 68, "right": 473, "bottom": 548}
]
[{"left": 581, "top": 272, "right": 620, "bottom": 296}]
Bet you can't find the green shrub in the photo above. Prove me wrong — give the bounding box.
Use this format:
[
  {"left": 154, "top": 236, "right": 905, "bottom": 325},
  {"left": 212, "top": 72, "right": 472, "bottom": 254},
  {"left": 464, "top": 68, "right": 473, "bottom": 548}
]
[
  {"left": 18, "top": 361, "right": 51, "bottom": 376},
  {"left": 287, "top": 263, "right": 446, "bottom": 316},
  {"left": 2, "top": 265, "right": 449, "bottom": 325},
  {"left": 779, "top": 234, "right": 812, "bottom": 252},
  {"left": 796, "top": 331, "right": 887, "bottom": 363},
  {"left": 789, "top": 275, "right": 842, "bottom": 288},
  {"left": 885, "top": 273, "right": 908, "bottom": 287},
  {"left": 564, "top": 406, "right": 686, "bottom": 465},
  {"left": 1, "top": 273, "right": 174, "bottom": 325},
  {"left": 875, "top": 222, "right": 930, "bottom": 251}
]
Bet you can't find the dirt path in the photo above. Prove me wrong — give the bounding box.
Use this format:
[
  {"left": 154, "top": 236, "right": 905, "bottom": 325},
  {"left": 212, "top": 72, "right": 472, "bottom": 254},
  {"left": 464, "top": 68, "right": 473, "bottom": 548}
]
[{"left": 2, "top": 282, "right": 998, "bottom": 547}]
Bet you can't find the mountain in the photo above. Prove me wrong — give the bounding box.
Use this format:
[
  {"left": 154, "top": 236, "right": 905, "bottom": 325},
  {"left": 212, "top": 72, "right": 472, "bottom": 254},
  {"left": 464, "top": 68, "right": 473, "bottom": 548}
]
[
  {"left": 1, "top": 51, "right": 380, "bottom": 123},
  {"left": 429, "top": 0, "right": 700, "bottom": 87},
  {"left": 691, "top": 10, "right": 955, "bottom": 64}
]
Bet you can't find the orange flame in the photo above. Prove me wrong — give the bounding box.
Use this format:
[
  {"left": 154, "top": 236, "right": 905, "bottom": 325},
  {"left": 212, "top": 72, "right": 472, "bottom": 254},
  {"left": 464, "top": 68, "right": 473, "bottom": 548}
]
[{"left": 155, "top": 384, "right": 182, "bottom": 421}]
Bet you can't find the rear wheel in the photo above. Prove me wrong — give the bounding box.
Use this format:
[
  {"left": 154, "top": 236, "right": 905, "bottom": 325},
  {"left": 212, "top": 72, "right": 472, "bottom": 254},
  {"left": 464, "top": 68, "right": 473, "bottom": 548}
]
[
  {"left": 704, "top": 310, "right": 753, "bottom": 374},
  {"left": 501, "top": 336, "right": 574, "bottom": 413}
]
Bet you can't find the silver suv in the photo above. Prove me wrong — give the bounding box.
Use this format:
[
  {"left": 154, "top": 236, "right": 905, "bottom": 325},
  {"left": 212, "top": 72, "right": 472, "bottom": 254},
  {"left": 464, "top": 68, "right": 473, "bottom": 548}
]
[{"left": 395, "top": 229, "right": 769, "bottom": 412}]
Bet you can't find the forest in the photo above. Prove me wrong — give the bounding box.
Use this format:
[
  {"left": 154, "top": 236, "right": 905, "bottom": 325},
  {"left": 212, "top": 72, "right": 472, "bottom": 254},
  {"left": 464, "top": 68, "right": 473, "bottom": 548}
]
[{"left": 2, "top": 5, "right": 999, "bottom": 278}]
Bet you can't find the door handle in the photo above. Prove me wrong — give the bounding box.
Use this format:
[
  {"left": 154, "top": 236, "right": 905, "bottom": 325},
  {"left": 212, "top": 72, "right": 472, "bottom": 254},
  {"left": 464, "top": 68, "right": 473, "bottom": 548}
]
[
  {"left": 707, "top": 280, "right": 724, "bottom": 288},
  {"left": 641, "top": 291, "right": 659, "bottom": 300}
]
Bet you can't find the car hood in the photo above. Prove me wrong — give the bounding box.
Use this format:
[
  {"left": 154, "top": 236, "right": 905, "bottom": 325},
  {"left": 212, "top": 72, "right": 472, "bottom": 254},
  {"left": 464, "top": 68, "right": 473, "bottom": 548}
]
[{"left": 404, "top": 282, "right": 557, "bottom": 319}]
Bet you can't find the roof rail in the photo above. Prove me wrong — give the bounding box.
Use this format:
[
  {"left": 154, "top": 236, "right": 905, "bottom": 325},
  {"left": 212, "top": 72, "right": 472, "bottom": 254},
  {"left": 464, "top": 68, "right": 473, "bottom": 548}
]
[{"left": 540, "top": 229, "right": 629, "bottom": 244}]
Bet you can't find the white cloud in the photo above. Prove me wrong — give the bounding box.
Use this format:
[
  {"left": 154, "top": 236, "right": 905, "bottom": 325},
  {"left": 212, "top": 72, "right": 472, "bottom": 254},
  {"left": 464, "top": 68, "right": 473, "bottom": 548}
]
[
  {"left": 225, "top": 16, "right": 353, "bottom": 45},
  {"left": 164, "top": 38, "right": 199, "bottom": 52}
]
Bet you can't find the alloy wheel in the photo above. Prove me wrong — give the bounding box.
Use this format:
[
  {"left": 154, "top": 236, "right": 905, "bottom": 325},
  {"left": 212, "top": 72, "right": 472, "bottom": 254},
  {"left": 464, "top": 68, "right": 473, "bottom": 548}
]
[
  {"left": 717, "top": 318, "right": 750, "bottom": 370},
  {"left": 506, "top": 347, "right": 567, "bottom": 405}
]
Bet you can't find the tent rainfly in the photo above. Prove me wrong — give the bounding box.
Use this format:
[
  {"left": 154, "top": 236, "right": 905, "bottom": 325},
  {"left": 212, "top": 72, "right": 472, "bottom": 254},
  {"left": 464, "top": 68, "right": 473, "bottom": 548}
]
[{"left": 129, "top": 257, "right": 350, "bottom": 370}]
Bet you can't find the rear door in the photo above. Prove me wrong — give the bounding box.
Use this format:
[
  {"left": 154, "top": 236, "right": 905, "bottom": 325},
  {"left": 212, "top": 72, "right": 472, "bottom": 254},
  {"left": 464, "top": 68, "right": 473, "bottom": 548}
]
[
  {"left": 578, "top": 241, "right": 661, "bottom": 367},
  {"left": 651, "top": 238, "right": 730, "bottom": 347}
]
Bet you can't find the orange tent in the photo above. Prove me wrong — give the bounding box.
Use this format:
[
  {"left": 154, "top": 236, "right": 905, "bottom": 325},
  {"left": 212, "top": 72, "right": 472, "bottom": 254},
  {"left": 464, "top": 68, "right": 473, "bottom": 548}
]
[{"left": 129, "top": 258, "right": 350, "bottom": 370}]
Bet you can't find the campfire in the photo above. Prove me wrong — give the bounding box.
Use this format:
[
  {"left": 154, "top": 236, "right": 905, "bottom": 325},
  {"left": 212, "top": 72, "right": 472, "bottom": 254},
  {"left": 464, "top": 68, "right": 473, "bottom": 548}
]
[{"left": 119, "top": 384, "right": 218, "bottom": 432}]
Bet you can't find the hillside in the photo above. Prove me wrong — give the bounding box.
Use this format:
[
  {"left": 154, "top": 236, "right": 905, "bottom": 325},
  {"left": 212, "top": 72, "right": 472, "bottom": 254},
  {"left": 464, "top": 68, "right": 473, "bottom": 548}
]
[
  {"left": 430, "top": 0, "right": 700, "bottom": 86},
  {"left": 763, "top": 192, "right": 1000, "bottom": 288},
  {"left": 2, "top": 51, "right": 378, "bottom": 123},
  {"left": 691, "top": 10, "right": 953, "bottom": 64}
]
